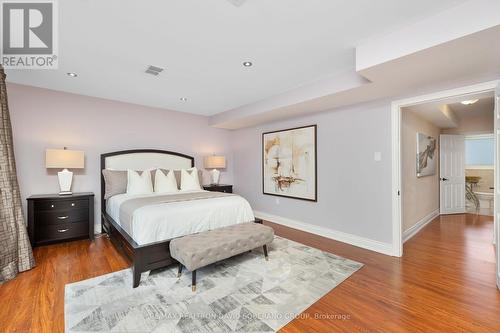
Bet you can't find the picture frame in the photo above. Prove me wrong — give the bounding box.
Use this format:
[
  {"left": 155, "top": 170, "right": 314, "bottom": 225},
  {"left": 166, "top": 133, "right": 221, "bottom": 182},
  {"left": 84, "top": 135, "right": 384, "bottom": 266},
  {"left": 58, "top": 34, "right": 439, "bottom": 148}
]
[
  {"left": 416, "top": 132, "right": 437, "bottom": 178},
  {"left": 262, "top": 125, "right": 317, "bottom": 201}
]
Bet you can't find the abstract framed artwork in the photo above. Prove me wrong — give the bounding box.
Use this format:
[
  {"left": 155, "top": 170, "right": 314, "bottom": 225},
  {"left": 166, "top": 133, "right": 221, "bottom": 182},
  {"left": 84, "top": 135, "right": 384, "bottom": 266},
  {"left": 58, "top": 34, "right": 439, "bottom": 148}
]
[
  {"left": 262, "top": 125, "right": 317, "bottom": 201},
  {"left": 416, "top": 132, "right": 437, "bottom": 178}
]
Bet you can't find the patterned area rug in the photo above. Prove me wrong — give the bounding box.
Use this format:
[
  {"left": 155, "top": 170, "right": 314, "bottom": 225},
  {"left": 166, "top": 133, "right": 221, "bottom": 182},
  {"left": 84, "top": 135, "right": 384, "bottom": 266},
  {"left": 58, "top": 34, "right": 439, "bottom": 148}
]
[{"left": 65, "top": 237, "right": 363, "bottom": 332}]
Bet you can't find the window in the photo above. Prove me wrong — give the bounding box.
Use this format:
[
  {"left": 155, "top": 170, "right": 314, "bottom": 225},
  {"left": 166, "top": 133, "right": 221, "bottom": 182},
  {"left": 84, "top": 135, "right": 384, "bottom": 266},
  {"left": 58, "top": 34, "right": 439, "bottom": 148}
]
[{"left": 465, "top": 134, "right": 494, "bottom": 168}]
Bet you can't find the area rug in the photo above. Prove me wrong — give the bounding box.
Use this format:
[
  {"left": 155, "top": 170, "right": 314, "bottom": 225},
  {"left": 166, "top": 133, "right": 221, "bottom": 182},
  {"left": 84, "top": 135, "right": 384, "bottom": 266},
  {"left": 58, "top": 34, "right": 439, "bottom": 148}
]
[{"left": 65, "top": 236, "right": 363, "bottom": 332}]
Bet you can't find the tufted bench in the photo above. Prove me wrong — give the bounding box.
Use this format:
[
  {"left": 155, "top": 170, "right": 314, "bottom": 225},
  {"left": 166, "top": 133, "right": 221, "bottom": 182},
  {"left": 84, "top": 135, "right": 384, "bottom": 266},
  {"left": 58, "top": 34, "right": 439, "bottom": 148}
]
[{"left": 169, "top": 222, "right": 274, "bottom": 291}]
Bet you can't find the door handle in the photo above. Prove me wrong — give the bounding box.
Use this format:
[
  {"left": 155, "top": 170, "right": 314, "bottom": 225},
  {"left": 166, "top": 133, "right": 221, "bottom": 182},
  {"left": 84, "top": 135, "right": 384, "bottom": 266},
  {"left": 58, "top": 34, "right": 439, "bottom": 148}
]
[{"left": 440, "top": 178, "right": 449, "bottom": 181}]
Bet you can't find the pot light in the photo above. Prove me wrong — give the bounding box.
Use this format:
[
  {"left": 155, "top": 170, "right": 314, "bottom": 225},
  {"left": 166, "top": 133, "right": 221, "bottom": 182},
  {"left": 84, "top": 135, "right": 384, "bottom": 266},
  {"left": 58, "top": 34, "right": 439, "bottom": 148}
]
[
  {"left": 243, "top": 61, "right": 253, "bottom": 67},
  {"left": 461, "top": 99, "right": 478, "bottom": 105},
  {"left": 66, "top": 72, "right": 78, "bottom": 77},
  {"left": 180, "top": 97, "right": 187, "bottom": 102}
]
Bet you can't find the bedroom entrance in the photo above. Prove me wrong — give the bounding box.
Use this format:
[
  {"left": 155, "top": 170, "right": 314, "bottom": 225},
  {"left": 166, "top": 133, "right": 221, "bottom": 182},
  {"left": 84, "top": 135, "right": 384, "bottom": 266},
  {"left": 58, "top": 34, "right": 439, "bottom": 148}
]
[
  {"left": 391, "top": 80, "right": 500, "bottom": 289},
  {"left": 399, "top": 92, "right": 495, "bottom": 238}
]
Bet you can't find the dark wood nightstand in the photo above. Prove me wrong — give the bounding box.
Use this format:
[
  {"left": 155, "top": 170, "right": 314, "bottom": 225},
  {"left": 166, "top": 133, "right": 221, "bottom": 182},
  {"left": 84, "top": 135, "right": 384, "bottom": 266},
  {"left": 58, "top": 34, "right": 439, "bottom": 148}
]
[
  {"left": 203, "top": 184, "right": 233, "bottom": 193},
  {"left": 27, "top": 192, "right": 94, "bottom": 247}
]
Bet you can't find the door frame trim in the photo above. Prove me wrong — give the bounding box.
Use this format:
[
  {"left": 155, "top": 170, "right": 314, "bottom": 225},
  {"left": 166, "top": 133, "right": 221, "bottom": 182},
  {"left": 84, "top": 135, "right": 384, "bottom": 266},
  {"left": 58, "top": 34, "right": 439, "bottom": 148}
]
[{"left": 391, "top": 80, "right": 499, "bottom": 257}]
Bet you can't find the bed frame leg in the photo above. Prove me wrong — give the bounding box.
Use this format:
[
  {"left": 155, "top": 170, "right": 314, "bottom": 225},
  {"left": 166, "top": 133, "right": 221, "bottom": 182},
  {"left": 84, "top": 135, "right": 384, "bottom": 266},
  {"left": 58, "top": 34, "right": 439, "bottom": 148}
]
[
  {"left": 192, "top": 270, "right": 196, "bottom": 292},
  {"left": 263, "top": 244, "right": 269, "bottom": 261},
  {"left": 132, "top": 264, "right": 141, "bottom": 288}
]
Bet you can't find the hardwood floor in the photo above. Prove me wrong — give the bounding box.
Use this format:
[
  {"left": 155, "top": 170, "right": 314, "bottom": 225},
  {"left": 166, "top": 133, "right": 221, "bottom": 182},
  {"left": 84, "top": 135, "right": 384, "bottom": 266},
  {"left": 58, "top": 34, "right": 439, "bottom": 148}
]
[{"left": 0, "top": 214, "right": 498, "bottom": 332}]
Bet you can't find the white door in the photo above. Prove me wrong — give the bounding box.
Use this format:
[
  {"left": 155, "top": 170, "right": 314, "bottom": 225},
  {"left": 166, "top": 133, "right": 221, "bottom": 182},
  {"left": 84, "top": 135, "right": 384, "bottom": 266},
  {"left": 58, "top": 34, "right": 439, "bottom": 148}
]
[
  {"left": 440, "top": 134, "right": 465, "bottom": 214},
  {"left": 495, "top": 83, "right": 500, "bottom": 289}
]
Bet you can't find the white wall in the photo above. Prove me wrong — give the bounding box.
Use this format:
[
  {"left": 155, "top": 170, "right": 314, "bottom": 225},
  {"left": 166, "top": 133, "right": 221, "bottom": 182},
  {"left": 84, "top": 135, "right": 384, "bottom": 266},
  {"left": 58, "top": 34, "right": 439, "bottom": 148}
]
[
  {"left": 8, "top": 83, "right": 233, "bottom": 231},
  {"left": 231, "top": 100, "right": 394, "bottom": 247}
]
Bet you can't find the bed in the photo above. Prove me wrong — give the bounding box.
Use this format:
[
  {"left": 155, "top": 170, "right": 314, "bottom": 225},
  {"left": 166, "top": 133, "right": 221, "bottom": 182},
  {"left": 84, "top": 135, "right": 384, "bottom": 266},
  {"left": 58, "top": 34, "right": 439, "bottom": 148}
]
[{"left": 100, "top": 149, "right": 256, "bottom": 287}]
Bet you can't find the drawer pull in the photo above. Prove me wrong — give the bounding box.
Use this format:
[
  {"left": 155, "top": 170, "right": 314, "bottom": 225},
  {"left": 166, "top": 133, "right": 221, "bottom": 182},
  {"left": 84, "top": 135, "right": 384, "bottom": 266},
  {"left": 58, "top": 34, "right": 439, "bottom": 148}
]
[
  {"left": 51, "top": 204, "right": 55, "bottom": 208},
  {"left": 57, "top": 216, "right": 69, "bottom": 220},
  {"left": 71, "top": 203, "right": 75, "bottom": 207},
  {"left": 57, "top": 228, "right": 69, "bottom": 233}
]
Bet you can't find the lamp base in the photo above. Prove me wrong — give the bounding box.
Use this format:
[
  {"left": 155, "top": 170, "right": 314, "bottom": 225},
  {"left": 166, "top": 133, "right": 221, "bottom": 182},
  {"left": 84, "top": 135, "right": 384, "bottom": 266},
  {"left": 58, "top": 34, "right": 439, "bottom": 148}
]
[
  {"left": 58, "top": 168, "right": 73, "bottom": 195},
  {"left": 209, "top": 169, "right": 220, "bottom": 185}
]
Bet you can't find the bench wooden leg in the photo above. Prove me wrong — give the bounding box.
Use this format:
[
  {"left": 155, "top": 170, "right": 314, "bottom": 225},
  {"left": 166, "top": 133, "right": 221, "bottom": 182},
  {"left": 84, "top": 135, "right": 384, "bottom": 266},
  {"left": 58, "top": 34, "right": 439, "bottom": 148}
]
[
  {"left": 263, "top": 244, "right": 269, "bottom": 261},
  {"left": 192, "top": 270, "right": 197, "bottom": 292},
  {"left": 177, "top": 263, "right": 183, "bottom": 278}
]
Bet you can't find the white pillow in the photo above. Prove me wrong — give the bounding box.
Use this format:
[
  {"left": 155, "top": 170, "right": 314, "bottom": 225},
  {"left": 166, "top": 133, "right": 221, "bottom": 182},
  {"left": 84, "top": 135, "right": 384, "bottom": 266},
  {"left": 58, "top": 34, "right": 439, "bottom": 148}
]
[
  {"left": 180, "top": 167, "right": 201, "bottom": 191},
  {"left": 154, "top": 169, "right": 178, "bottom": 194},
  {"left": 126, "top": 169, "right": 153, "bottom": 195}
]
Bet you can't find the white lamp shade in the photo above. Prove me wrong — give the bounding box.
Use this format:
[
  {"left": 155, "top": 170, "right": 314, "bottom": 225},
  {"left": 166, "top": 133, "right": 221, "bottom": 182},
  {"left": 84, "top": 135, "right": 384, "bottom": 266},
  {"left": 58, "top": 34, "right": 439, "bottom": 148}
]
[
  {"left": 204, "top": 155, "right": 226, "bottom": 169},
  {"left": 46, "top": 149, "right": 85, "bottom": 169}
]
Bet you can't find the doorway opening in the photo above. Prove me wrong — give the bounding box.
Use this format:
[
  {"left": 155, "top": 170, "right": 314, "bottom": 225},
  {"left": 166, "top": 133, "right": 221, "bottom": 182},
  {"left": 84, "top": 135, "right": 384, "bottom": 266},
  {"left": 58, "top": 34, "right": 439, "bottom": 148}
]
[
  {"left": 392, "top": 80, "right": 500, "bottom": 289},
  {"left": 465, "top": 134, "right": 495, "bottom": 216},
  {"left": 400, "top": 93, "right": 494, "bottom": 232},
  {"left": 391, "top": 81, "right": 499, "bottom": 251}
]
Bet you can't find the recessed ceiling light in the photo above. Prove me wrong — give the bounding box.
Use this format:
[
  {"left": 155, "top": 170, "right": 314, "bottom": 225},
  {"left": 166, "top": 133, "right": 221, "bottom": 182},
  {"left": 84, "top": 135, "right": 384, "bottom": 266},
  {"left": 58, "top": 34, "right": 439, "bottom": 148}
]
[
  {"left": 243, "top": 61, "right": 253, "bottom": 67},
  {"left": 180, "top": 97, "right": 187, "bottom": 102},
  {"left": 67, "top": 72, "right": 78, "bottom": 77},
  {"left": 461, "top": 99, "right": 478, "bottom": 105}
]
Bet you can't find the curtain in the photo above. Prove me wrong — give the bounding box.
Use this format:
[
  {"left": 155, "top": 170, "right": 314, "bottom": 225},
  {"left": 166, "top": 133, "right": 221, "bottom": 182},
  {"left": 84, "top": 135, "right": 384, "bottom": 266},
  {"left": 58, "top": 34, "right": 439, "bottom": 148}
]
[{"left": 0, "top": 66, "right": 35, "bottom": 283}]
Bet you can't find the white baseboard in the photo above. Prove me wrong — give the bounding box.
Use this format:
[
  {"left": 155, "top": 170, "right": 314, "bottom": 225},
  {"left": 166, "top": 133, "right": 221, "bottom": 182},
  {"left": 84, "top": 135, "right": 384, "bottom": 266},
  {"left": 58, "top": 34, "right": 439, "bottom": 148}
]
[
  {"left": 402, "top": 209, "right": 439, "bottom": 243},
  {"left": 254, "top": 210, "right": 395, "bottom": 256}
]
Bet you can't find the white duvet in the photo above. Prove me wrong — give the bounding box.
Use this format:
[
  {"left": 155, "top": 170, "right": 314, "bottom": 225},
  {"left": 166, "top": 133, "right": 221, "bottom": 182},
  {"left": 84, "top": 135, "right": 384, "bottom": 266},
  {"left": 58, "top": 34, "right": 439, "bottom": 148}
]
[{"left": 106, "top": 190, "right": 255, "bottom": 245}]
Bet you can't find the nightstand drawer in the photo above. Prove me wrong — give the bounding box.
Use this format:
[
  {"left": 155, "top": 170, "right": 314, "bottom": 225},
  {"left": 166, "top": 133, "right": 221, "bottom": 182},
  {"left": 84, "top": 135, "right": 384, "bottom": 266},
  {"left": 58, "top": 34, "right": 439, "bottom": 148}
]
[
  {"left": 35, "top": 198, "right": 88, "bottom": 211},
  {"left": 36, "top": 221, "right": 88, "bottom": 243},
  {"left": 36, "top": 208, "right": 88, "bottom": 225}
]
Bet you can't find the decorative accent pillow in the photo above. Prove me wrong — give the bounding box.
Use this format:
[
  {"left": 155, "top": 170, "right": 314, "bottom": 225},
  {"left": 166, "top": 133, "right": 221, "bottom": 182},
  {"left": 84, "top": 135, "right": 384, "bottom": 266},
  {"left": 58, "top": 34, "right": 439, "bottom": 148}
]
[
  {"left": 159, "top": 169, "right": 203, "bottom": 189},
  {"left": 180, "top": 167, "right": 201, "bottom": 191},
  {"left": 154, "top": 169, "right": 178, "bottom": 194},
  {"left": 126, "top": 169, "right": 153, "bottom": 195},
  {"left": 102, "top": 169, "right": 127, "bottom": 199}
]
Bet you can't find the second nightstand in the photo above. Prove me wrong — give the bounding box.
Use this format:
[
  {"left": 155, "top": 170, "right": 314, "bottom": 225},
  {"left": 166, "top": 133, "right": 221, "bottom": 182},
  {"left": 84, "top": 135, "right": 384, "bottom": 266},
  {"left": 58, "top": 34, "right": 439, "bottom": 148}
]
[
  {"left": 27, "top": 192, "right": 94, "bottom": 247},
  {"left": 203, "top": 184, "right": 233, "bottom": 193}
]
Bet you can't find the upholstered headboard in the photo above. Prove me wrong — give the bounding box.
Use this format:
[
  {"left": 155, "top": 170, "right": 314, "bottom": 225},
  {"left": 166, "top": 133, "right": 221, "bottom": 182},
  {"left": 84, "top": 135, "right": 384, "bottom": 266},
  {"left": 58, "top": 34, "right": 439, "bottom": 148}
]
[{"left": 100, "top": 149, "right": 195, "bottom": 212}]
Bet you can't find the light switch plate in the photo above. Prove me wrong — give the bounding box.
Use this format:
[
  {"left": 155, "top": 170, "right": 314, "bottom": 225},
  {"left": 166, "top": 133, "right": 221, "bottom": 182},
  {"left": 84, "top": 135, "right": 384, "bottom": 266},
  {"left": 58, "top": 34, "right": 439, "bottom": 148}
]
[{"left": 374, "top": 152, "right": 382, "bottom": 161}]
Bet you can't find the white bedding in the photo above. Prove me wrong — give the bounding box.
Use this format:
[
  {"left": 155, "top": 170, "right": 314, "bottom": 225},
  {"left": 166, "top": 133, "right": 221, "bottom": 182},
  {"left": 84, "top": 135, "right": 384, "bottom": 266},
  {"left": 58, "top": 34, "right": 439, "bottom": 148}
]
[{"left": 106, "top": 190, "right": 255, "bottom": 245}]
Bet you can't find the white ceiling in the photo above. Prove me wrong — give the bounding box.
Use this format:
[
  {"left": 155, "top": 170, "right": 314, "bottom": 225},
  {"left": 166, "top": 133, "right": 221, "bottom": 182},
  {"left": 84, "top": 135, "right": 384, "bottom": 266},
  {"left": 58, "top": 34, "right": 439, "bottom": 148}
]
[
  {"left": 5, "top": 0, "right": 467, "bottom": 116},
  {"left": 404, "top": 93, "right": 494, "bottom": 129},
  {"left": 448, "top": 97, "right": 494, "bottom": 121},
  {"left": 212, "top": 19, "right": 500, "bottom": 128}
]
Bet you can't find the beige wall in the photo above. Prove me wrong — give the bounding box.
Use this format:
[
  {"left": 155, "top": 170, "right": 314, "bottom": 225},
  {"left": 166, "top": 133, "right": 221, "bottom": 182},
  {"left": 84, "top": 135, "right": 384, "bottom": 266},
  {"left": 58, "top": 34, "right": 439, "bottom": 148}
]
[
  {"left": 402, "top": 110, "right": 440, "bottom": 232},
  {"left": 441, "top": 111, "right": 493, "bottom": 135}
]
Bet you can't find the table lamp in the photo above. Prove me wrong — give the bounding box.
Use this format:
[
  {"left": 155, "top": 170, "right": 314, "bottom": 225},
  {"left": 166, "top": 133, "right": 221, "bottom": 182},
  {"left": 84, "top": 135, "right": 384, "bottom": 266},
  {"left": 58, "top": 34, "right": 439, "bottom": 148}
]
[
  {"left": 46, "top": 148, "right": 84, "bottom": 195},
  {"left": 204, "top": 155, "right": 226, "bottom": 185}
]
